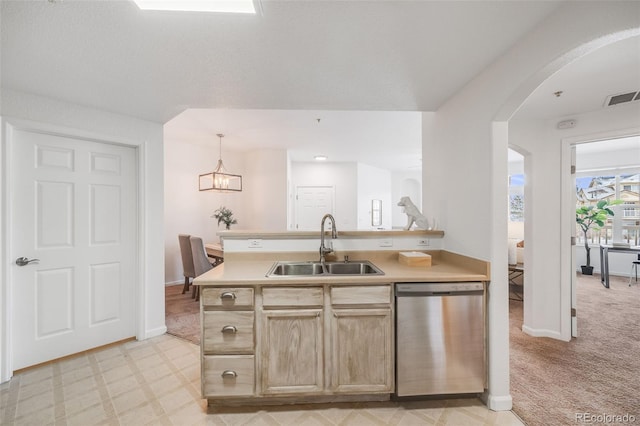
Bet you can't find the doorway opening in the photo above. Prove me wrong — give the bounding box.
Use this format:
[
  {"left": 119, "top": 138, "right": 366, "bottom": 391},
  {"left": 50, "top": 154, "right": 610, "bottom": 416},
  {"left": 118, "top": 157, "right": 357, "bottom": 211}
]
[
  {"left": 573, "top": 135, "right": 640, "bottom": 277},
  {"left": 508, "top": 148, "right": 525, "bottom": 305}
]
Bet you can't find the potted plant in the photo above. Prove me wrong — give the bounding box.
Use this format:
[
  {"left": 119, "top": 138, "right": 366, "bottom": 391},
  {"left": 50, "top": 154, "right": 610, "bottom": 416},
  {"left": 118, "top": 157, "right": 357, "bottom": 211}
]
[
  {"left": 212, "top": 206, "right": 237, "bottom": 230},
  {"left": 576, "top": 199, "right": 622, "bottom": 275}
]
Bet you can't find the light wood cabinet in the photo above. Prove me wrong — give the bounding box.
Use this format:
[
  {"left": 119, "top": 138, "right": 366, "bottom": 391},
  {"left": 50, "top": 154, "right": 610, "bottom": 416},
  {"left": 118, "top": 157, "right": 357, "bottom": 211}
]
[
  {"left": 201, "top": 283, "right": 393, "bottom": 405},
  {"left": 260, "top": 309, "right": 324, "bottom": 395},
  {"left": 201, "top": 287, "right": 255, "bottom": 399},
  {"left": 202, "top": 311, "right": 254, "bottom": 354},
  {"left": 203, "top": 355, "right": 255, "bottom": 397},
  {"left": 330, "top": 285, "right": 393, "bottom": 393},
  {"left": 330, "top": 308, "right": 393, "bottom": 393}
]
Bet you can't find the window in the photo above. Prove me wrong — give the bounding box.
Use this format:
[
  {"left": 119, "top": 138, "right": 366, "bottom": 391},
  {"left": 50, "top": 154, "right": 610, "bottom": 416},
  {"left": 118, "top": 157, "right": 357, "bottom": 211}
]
[
  {"left": 576, "top": 173, "right": 640, "bottom": 245},
  {"left": 509, "top": 174, "right": 524, "bottom": 222}
]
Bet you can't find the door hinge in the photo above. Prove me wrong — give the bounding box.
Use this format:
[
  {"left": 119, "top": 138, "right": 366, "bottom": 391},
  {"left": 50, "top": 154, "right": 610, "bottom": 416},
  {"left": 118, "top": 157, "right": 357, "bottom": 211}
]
[
  {"left": 571, "top": 308, "right": 577, "bottom": 317},
  {"left": 571, "top": 165, "right": 576, "bottom": 175},
  {"left": 571, "top": 236, "right": 576, "bottom": 246}
]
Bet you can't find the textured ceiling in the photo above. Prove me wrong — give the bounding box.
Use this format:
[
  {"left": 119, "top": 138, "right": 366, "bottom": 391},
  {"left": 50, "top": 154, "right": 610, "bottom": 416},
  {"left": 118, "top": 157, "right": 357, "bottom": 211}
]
[
  {"left": 3, "top": 1, "right": 638, "bottom": 172},
  {"left": 1, "top": 0, "right": 562, "bottom": 123}
]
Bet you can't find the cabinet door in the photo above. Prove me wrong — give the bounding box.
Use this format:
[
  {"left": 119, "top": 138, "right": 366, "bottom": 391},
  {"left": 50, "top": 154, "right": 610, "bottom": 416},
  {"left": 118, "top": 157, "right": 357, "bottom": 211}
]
[
  {"left": 260, "top": 309, "right": 323, "bottom": 395},
  {"left": 330, "top": 308, "right": 393, "bottom": 393}
]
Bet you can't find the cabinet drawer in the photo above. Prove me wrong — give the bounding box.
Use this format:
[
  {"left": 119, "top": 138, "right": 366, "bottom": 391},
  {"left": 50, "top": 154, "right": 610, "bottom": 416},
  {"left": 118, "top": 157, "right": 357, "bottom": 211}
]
[
  {"left": 263, "top": 287, "right": 323, "bottom": 307},
  {"left": 331, "top": 285, "right": 391, "bottom": 306},
  {"left": 201, "top": 287, "right": 254, "bottom": 308},
  {"left": 203, "top": 311, "right": 254, "bottom": 354},
  {"left": 203, "top": 355, "right": 255, "bottom": 397}
]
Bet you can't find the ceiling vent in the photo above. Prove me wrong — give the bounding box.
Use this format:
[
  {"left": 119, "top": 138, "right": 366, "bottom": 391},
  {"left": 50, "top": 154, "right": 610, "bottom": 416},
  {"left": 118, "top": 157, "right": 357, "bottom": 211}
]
[{"left": 604, "top": 90, "right": 640, "bottom": 107}]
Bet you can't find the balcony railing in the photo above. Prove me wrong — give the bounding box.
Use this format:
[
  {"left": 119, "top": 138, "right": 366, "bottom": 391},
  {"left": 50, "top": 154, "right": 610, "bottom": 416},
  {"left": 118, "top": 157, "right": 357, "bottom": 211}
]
[{"left": 577, "top": 224, "right": 640, "bottom": 246}]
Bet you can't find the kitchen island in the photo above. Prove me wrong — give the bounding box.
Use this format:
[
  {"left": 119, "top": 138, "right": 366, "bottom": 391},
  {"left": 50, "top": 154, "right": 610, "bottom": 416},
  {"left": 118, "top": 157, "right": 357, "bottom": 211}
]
[{"left": 194, "top": 249, "right": 490, "bottom": 407}]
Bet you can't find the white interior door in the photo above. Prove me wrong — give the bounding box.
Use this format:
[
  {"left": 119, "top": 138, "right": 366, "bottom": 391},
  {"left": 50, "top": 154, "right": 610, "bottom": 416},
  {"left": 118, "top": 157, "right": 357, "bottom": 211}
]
[
  {"left": 295, "top": 186, "right": 334, "bottom": 230},
  {"left": 10, "top": 128, "right": 138, "bottom": 370}
]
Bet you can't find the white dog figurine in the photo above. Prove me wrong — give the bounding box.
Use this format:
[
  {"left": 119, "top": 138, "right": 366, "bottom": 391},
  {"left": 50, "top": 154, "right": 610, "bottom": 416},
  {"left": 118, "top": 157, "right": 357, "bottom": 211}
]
[{"left": 398, "top": 196, "right": 430, "bottom": 230}]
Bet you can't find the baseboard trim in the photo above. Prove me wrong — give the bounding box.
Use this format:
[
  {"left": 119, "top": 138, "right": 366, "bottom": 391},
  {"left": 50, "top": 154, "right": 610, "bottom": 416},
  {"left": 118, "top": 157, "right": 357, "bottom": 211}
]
[
  {"left": 165, "top": 280, "right": 183, "bottom": 286},
  {"left": 482, "top": 392, "right": 513, "bottom": 411},
  {"left": 144, "top": 325, "right": 168, "bottom": 340},
  {"left": 522, "top": 325, "right": 563, "bottom": 340}
]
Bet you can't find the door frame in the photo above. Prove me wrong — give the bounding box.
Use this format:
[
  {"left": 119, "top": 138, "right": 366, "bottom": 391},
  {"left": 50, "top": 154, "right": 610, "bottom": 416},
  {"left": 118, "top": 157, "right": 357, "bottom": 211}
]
[
  {"left": 0, "top": 118, "right": 146, "bottom": 382},
  {"left": 560, "top": 126, "right": 640, "bottom": 341}
]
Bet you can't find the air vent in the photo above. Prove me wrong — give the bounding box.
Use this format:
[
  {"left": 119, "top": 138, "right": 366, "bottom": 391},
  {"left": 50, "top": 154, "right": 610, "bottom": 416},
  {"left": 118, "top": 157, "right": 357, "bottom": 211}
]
[{"left": 604, "top": 90, "right": 640, "bottom": 107}]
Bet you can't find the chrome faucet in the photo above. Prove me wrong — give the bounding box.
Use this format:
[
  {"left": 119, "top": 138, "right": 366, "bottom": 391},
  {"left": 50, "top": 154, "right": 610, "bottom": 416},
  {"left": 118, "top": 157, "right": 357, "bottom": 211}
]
[{"left": 319, "top": 213, "right": 337, "bottom": 267}]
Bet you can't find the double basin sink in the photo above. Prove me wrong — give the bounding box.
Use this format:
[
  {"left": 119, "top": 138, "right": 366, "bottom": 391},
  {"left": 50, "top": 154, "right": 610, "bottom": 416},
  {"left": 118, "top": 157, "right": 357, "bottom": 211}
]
[{"left": 266, "top": 260, "right": 384, "bottom": 277}]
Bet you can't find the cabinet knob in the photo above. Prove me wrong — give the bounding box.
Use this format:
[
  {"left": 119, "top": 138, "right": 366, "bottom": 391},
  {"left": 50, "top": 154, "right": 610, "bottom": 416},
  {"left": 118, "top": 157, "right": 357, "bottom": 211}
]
[
  {"left": 221, "top": 325, "right": 237, "bottom": 334},
  {"left": 220, "top": 292, "right": 236, "bottom": 300},
  {"left": 221, "top": 370, "right": 237, "bottom": 379}
]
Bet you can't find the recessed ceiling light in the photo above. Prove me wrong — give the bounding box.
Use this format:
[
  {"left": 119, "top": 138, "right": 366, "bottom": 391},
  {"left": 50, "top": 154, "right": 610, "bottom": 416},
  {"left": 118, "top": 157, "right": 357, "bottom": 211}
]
[
  {"left": 314, "top": 155, "right": 328, "bottom": 161},
  {"left": 133, "top": 0, "right": 257, "bottom": 14}
]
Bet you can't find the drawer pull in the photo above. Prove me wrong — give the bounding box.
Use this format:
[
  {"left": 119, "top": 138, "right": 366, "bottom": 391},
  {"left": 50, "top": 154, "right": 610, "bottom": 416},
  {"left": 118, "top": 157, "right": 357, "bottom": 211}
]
[
  {"left": 221, "top": 325, "right": 237, "bottom": 334},
  {"left": 221, "top": 370, "right": 237, "bottom": 379},
  {"left": 220, "top": 292, "right": 236, "bottom": 300}
]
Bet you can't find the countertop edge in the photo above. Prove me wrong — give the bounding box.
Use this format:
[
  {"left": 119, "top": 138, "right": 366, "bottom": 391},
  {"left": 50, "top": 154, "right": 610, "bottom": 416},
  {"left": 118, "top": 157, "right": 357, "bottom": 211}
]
[
  {"left": 217, "top": 229, "right": 445, "bottom": 239},
  {"left": 194, "top": 250, "right": 490, "bottom": 286}
]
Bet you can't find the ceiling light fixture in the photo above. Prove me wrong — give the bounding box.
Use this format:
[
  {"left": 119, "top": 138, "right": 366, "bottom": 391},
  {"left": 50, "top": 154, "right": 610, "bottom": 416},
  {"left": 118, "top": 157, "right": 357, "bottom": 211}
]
[
  {"left": 314, "top": 155, "right": 328, "bottom": 161},
  {"left": 133, "top": 0, "right": 256, "bottom": 14},
  {"left": 199, "top": 134, "right": 242, "bottom": 192}
]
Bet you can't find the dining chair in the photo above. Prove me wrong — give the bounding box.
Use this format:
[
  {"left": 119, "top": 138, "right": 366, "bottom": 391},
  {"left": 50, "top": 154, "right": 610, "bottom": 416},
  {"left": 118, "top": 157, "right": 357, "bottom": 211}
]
[
  {"left": 190, "top": 236, "right": 214, "bottom": 301},
  {"left": 630, "top": 253, "right": 640, "bottom": 287},
  {"left": 178, "top": 234, "right": 195, "bottom": 295}
]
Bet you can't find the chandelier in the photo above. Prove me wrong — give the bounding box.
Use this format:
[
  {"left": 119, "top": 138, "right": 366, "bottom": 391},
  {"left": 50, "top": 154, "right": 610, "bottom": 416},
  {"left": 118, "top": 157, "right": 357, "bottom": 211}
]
[{"left": 199, "top": 134, "right": 242, "bottom": 192}]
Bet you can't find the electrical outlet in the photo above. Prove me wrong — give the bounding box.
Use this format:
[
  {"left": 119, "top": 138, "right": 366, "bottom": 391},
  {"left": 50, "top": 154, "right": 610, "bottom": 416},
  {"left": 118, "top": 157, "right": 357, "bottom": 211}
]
[
  {"left": 379, "top": 238, "right": 393, "bottom": 247},
  {"left": 417, "top": 239, "right": 429, "bottom": 246},
  {"left": 248, "top": 239, "right": 262, "bottom": 248}
]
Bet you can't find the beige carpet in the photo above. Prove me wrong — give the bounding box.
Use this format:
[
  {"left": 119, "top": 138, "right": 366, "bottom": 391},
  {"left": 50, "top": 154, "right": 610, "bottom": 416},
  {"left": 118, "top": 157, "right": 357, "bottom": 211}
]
[
  {"left": 510, "top": 274, "right": 640, "bottom": 425},
  {"left": 165, "top": 283, "right": 200, "bottom": 344}
]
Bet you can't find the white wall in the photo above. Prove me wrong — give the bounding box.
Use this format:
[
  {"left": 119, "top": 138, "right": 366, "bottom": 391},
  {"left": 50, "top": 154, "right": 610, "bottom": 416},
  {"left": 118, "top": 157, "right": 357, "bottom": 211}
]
[
  {"left": 244, "top": 149, "right": 288, "bottom": 231},
  {"left": 290, "top": 162, "right": 358, "bottom": 230},
  {"left": 0, "top": 89, "right": 165, "bottom": 382},
  {"left": 163, "top": 138, "right": 247, "bottom": 285},
  {"left": 164, "top": 143, "right": 288, "bottom": 285},
  {"left": 357, "top": 163, "right": 392, "bottom": 230},
  {"left": 423, "top": 2, "right": 640, "bottom": 411}
]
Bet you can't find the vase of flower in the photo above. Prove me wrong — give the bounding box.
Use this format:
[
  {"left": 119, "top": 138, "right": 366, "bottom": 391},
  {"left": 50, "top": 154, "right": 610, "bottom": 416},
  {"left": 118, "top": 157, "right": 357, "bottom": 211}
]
[{"left": 212, "top": 206, "right": 237, "bottom": 230}]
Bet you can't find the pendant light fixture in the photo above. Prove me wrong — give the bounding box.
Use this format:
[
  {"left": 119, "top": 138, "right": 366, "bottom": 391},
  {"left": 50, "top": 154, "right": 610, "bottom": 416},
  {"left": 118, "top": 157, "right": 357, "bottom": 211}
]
[{"left": 199, "top": 133, "right": 242, "bottom": 192}]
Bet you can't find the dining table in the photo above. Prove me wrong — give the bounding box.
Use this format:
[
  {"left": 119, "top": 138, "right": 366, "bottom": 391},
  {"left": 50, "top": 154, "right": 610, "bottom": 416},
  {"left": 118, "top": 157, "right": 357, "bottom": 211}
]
[
  {"left": 205, "top": 243, "right": 224, "bottom": 266},
  {"left": 599, "top": 244, "right": 640, "bottom": 288}
]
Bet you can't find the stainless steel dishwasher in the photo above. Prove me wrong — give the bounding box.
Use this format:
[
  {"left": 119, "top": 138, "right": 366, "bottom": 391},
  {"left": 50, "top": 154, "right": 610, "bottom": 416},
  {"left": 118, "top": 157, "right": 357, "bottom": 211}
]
[{"left": 395, "top": 282, "right": 485, "bottom": 397}]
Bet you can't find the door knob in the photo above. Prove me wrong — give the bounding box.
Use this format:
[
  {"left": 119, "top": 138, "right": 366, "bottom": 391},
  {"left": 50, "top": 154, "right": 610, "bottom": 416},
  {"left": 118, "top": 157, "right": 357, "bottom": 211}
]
[{"left": 15, "top": 257, "right": 39, "bottom": 266}]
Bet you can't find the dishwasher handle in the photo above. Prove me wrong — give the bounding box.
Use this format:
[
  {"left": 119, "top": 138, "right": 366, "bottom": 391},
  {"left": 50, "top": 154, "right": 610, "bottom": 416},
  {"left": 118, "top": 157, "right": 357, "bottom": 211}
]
[{"left": 395, "top": 282, "right": 484, "bottom": 296}]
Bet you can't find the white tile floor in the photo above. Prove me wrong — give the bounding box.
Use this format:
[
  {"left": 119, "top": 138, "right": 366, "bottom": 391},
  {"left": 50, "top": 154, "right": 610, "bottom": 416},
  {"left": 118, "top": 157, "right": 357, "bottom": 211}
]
[{"left": 1, "top": 334, "right": 524, "bottom": 425}]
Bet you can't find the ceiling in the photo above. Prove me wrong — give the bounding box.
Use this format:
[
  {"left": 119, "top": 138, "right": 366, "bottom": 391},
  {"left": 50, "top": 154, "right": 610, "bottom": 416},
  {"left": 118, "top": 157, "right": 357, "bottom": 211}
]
[
  {"left": 514, "top": 35, "right": 640, "bottom": 121},
  {"left": 163, "top": 109, "right": 423, "bottom": 171},
  {"left": 2, "top": 1, "right": 638, "bottom": 171}
]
